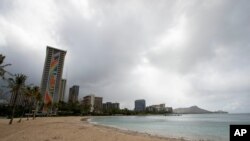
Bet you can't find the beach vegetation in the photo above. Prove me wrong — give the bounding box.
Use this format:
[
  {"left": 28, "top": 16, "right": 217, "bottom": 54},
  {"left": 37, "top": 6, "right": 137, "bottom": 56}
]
[
  {"left": 7, "top": 74, "right": 27, "bottom": 124},
  {"left": 0, "top": 54, "right": 12, "bottom": 79},
  {"left": 17, "top": 86, "right": 41, "bottom": 122},
  {"left": 57, "top": 101, "right": 82, "bottom": 116},
  {"left": 33, "top": 86, "right": 41, "bottom": 119}
]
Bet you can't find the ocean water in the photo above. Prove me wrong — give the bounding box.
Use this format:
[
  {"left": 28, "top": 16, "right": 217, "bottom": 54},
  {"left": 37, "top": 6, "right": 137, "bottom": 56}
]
[{"left": 89, "top": 114, "right": 250, "bottom": 141}]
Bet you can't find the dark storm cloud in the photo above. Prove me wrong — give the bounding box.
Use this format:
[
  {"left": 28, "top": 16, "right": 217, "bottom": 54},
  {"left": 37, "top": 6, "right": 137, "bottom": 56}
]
[{"left": 0, "top": 0, "right": 249, "bottom": 112}]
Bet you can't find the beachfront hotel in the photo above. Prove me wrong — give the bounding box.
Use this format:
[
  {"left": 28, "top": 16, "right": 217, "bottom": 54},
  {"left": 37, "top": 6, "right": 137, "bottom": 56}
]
[
  {"left": 40, "top": 46, "right": 66, "bottom": 112},
  {"left": 134, "top": 99, "right": 146, "bottom": 112},
  {"left": 147, "top": 104, "right": 166, "bottom": 112},
  {"left": 68, "top": 85, "right": 79, "bottom": 103},
  {"left": 82, "top": 94, "right": 103, "bottom": 113},
  {"left": 103, "top": 102, "right": 120, "bottom": 111},
  {"left": 146, "top": 103, "right": 173, "bottom": 113}
]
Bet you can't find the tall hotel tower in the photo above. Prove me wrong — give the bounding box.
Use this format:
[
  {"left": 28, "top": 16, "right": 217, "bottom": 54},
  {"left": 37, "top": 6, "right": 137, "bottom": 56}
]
[
  {"left": 59, "top": 79, "right": 67, "bottom": 102},
  {"left": 40, "top": 46, "right": 66, "bottom": 111}
]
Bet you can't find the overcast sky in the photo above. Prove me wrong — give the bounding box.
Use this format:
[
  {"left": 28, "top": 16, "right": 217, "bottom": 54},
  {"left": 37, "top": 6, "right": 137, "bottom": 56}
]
[{"left": 0, "top": 0, "right": 250, "bottom": 113}]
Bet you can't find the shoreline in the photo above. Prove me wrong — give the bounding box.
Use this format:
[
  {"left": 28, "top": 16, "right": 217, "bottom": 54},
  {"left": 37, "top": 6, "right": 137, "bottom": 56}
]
[
  {"left": 86, "top": 117, "right": 188, "bottom": 141},
  {"left": 0, "top": 116, "right": 188, "bottom": 141}
]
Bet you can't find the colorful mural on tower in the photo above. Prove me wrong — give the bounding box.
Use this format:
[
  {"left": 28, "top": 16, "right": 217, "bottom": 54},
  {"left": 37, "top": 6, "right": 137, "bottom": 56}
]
[{"left": 44, "top": 51, "right": 60, "bottom": 109}]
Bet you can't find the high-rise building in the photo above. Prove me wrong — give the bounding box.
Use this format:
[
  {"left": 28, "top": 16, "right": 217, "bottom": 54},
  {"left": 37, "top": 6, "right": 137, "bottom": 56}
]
[
  {"left": 94, "top": 96, "right": 103, "bottom": 113},
  {"left": 103, "top": 102, "right": 112, "bottom": 111},
  {"left": 68, "top": 85, "right": 79, "bottom": 103},
  {"left": 82, "top": 95, "right": 95, "bottom": 112},
  {"left": 40, "top": 46, "right": 66, "bottom": 110},
  {"left": 82, "top": 94, "right": 102, "bottom": 113},
  {"left": 146, "top": 103, "right": 173, "bottom": 113},
  {"left": 59, "top": 79, "right": 67, "bottom": 102},
  {"left": 147, "top": 103, "right": 166, "bottom": 112},
  {"left": 134, "top": 99, "right": 146, "bottom": 112},
  {"left": 103, "top": 102, "right": 120, "bottom": 111},
  {"left": 112, "top": 103, "right": 120, "bottom": 109}
]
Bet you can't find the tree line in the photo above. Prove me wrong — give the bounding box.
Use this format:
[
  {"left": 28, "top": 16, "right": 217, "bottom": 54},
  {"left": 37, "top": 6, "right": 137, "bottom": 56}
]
[{"left": 0, "top": 54, "right": 41, "bottom": 124}]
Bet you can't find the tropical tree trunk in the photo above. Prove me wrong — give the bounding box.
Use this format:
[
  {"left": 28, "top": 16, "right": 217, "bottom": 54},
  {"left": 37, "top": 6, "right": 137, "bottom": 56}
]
[
  {"left": 27, "top": 100, "right": 33, "bottom": 120},
  {"left": 9, "top": 91, "right": 18, "bottom": 124},
  {"left": 18, "top": 106, "right": 25, "bottom": 123},
  {"left": 33, "top": 101, "right": 38, "bottom": 120},
  {"left": 8, "top": 74, "right": 27, "bottom": 125},
  {"left": 18, "top": 99, "right": 28, "bottom": 123}
]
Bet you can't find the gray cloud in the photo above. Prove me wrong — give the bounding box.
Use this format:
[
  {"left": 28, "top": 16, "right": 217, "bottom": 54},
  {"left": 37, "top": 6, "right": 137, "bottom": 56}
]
[{"left": 0, "top": 0, "right": 249, "bottom": 113}]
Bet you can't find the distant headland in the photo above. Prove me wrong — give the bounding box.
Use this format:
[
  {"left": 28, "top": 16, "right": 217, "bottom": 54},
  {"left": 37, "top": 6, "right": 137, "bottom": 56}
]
[{"left": 173, "top": 105, "right": 228, "bottom": 114}]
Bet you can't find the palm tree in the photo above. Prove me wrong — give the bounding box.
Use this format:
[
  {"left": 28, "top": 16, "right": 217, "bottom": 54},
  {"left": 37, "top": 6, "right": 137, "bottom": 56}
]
[
  {"left": 8, "top": 74, "right": 27, "bottom": 125},
  {"left": 32, "top": 86, "right": 41, "bottom": 120},
  {"left": 18, "top": 86, "right": 41, "bottom": 121},
  {"left": 18, "top": 86, "right": 33, "bottom": 122},
  {"left": 0, "top": 54, "right": 12, "bottom": 79},
  {"left": 26, "top": 86, "right": 36, "bottom": 120}
]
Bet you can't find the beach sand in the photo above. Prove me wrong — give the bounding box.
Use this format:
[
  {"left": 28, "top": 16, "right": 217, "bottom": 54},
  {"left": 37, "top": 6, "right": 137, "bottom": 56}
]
[{"left": 0, "top": 116, "right": 187, "bottom": 141}]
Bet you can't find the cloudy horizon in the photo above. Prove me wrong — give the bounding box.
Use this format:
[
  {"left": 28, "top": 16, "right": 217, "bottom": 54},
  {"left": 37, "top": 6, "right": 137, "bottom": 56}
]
[{"left": 1, "top": 0, "right": 250, "bottom": 113}]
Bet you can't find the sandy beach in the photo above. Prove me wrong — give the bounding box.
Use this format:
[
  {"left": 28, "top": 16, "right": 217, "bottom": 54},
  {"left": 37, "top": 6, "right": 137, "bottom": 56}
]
[{"left": 0, "top": 116, "right": 187, "bottom": 141}]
